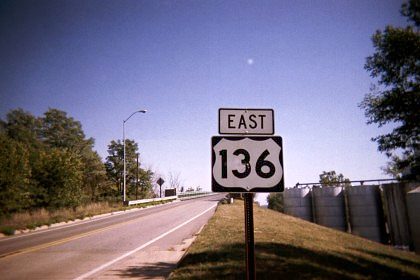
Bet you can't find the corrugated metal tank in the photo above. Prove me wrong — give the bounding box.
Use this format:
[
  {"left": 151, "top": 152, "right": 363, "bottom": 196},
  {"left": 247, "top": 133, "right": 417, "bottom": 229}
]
[
  {"left": 382, "top": 182, "right": 417, "bottom": 249},
  {"left": 406, "top": 186, "right": 420, "bottom": 254},
  {"left": 312, "top": 186, "right": 346, "bottom": 231},
  {"left": 346, "top": 185, "right": 385, "bottom": 243},
  {"left": 283, "top": 188, "right": 313, "bottom": 222}
]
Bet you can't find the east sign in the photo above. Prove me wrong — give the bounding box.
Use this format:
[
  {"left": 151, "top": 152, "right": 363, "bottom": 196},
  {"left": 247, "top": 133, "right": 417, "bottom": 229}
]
[
  {"left": 212, "top": 108, "right": 284, "bottom": 193},
  {"left": 219, "top": 108, "right": 274, "bottom": 135}
]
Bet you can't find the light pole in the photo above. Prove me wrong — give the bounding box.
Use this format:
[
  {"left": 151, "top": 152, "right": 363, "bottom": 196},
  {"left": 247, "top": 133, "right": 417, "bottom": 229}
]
[{"left": 123, "top": 109, "right": 147, "bottom": 203}]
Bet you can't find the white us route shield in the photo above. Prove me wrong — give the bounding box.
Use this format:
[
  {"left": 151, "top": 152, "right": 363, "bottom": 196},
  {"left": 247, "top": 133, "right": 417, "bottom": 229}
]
[{"left": 212, "top": 136, "right": 284, "bottom": 192}]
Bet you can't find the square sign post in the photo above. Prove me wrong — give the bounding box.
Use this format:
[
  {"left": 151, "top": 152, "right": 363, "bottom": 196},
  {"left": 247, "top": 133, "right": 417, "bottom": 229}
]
[{"left": 212, "top": 108, "right": 284, "bottom": 280}]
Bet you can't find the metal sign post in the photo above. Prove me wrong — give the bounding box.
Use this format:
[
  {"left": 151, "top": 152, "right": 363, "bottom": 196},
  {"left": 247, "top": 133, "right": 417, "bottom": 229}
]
[
  {"left": 244, "top": 193, "right": 256, "bottom": 280},
  {"left": 212, "top": 108, "right": 284, "bottom": 280},
  {"left": 157, "top": 177, "right": 165, "bottom": 198}
]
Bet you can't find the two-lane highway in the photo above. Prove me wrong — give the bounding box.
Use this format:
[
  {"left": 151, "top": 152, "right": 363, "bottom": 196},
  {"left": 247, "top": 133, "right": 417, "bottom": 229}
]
[{"left": 0, "top": 194, "right": 225, "bottom": 279}]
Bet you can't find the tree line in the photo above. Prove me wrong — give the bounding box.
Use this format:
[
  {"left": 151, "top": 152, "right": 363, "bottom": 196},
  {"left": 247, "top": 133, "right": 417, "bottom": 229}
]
[
  {"left": 269, "top": 0, "right": 419, "bottom": 214},
  {"left": 360, "top": 0, "right": 419, "bottom": 180},
  {"left": 0, "top": 108, "right": 154, "bottom": 217}
]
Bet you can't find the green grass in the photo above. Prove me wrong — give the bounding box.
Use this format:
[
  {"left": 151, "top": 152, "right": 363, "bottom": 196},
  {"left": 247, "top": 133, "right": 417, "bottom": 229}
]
[
  {"left": 169, "top": 199, "right": 420, "bottom": 280},
  {"left": 0, "top": 226, "right": 15, "bottom": 236}
]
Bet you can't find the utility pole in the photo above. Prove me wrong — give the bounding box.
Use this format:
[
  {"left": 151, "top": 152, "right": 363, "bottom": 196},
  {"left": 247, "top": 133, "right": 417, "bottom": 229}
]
[{"left": 136, "top": 153, "right": 139, "bottom": 200}]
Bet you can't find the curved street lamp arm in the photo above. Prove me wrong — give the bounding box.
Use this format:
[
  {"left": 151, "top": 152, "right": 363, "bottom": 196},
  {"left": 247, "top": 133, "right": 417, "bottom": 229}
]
[{"left": 124, "top": 110, "right": 147, "bottom": 123}]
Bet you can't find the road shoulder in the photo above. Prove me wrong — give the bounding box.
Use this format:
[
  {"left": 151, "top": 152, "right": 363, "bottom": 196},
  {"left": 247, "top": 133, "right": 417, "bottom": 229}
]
[{"left": 90, "top": 228, "right": 201, "bottom": 279}]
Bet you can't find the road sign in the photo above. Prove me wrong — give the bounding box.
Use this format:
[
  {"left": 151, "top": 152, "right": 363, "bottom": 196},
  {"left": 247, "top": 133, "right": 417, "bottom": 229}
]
[
  {"left": 211, "top": 136, "right": 284, "bottom": 192},
  {"left": 157, "top": 178, "right": 165, "bottom": 186},
  {"left": 219, "top": 108, "right": 274, "bottom": 135},
  {"left": 157, "top": 177, "right": 165, "bottom": 198}
]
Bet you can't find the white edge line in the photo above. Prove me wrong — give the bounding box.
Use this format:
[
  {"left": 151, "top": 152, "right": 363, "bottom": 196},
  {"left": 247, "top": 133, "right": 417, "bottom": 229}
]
[{"left": 73, "top": 203, "right": 217, "bottom": 280}]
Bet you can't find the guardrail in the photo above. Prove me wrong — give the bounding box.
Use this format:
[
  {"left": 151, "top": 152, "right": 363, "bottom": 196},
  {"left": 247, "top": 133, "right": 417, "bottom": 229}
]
[
  {"left": 127, "top": 196, "right": 177, "bottom": 206},
  {"left": 126, "top": 191, "right": 218, "bottom": 206},
  {"left": 178, "top": 191, "right": 218, "bottom": 201}
]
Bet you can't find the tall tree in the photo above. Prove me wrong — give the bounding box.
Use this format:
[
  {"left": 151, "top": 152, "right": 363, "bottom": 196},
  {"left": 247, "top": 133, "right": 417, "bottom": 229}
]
[
  {"left": 41, "top": 108, "right": 94, "bottom": 152},
  {"left": 168, "top": 172, "right": 183, "bottom": 192},
  {"left": 105, "top": 140, "right": 126, "bottom": 193},
  {"left": 32, "top": 148, "right": 83, "bottom": 209},
  {"left": 319, "top": 170, "right": 351, "bottom": 187},
  {"left": 267, "top": 193, "right": 284, "bottom": 212},
  {"left": 0, "top": 108, "right": 109, "bottom": 212},
  {"left": 136, "top": 168, "right": 154, "bottom": 199},
  {"left": 360, "top": 0, "right": 420, "bottom": 180},
  {"left": 0, "top": 133, "right": 32, "bottom": 215},
  {"left": 82, "top": 150, "right": 108, "bottom": 201},
  {"left": 1, "top": 110, "right": 45, "bottom": 212},
  {"left": 41, "top": 108, "right": 107, "bottom": 202},
  {"left": 1, "top": 108, "right": 42, "bottom": 149},
  {"left": 105, "top": 139, "right": 153, "bottom": 199}
]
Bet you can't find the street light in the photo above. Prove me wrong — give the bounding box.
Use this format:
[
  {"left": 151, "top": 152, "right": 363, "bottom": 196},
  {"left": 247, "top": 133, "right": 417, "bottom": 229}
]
[{"left": 123, "top": 109, "right": 147, "bottom": 203}]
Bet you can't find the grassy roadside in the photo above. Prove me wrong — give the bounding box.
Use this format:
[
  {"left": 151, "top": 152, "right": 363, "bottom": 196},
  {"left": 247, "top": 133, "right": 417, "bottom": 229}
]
[
  {"left": 169, "top": 199, "right": 420, "bottom": 280},
  {"left": 0, "top": 199, "right": 176, "bottom": 236}
]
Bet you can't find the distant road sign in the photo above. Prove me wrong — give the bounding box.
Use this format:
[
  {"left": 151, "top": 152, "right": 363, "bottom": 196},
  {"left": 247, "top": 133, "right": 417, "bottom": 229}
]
[
  {"left": 219, "top": 108, "right": 274, "bottom": 135},
  {"left": 157, "top": 178, "right": 165, "bottom": 186},
  {"left": 212, "top": 136, "right": 284, "bottom": 192}
]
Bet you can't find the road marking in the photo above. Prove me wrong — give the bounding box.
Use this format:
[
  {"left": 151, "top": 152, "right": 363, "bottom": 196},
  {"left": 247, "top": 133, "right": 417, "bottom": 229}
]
[
  {"left": 73, "top": 203, "right": 218, "bottom": 280},
  {"left": 0, "top": 210, "right": 163, "bottom": 259},
  {"left": 0, "top": 213, "right": 125, "bottom": 243},
  {"left": 0, "top": 201, "right": 180, "bottom": 243},
  {"left": 0, "top": 198, "right": 210, "bottom": 258}
]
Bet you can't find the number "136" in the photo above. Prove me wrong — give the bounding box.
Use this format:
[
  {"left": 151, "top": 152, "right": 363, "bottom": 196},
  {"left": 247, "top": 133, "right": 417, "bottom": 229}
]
[{"left": 218, "top": 149, "right": 275, "bottom": 179}]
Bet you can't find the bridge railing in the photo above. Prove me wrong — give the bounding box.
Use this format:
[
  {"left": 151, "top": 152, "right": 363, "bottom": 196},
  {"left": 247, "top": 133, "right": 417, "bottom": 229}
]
[
  {"left": 127, "top": 196, "right": 177, "bottom": 206},
  {"left": 177, "top": 191, "right": 217, "bottom": 200}
]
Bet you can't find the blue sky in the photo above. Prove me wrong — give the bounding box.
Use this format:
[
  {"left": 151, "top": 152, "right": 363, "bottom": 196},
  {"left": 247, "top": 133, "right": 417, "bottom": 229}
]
[{"left": 0, "top": 0, "right": 407, "bottom": 202}]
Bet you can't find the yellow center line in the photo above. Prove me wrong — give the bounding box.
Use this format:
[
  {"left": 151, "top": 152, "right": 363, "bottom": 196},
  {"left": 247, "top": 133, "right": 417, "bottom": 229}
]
[{"left": 0, "top": 216, "right": 144, "bottom": 260}]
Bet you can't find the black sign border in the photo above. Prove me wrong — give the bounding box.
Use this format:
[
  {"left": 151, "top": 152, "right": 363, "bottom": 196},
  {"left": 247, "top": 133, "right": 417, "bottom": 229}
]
[{"left": 211, "top": 136, "right": 284, "bottom": 193}]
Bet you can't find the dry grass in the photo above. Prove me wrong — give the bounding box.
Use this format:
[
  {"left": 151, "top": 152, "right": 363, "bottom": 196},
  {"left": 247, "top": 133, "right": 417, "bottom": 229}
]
[
  {"left": 0, "top": 200, "right": 175, "bottom": 235},
  {"left": 169, "top": 199, "right": 420, "bottom": 280},
  {"left": 0, "top": 202, "right": 117, "bottom": 233}
]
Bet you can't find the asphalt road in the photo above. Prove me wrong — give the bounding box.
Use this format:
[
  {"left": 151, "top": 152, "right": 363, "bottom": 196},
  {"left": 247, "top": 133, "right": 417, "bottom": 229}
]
[{"left": 0, "top": 194, "right": 225, "bottom": 279}]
